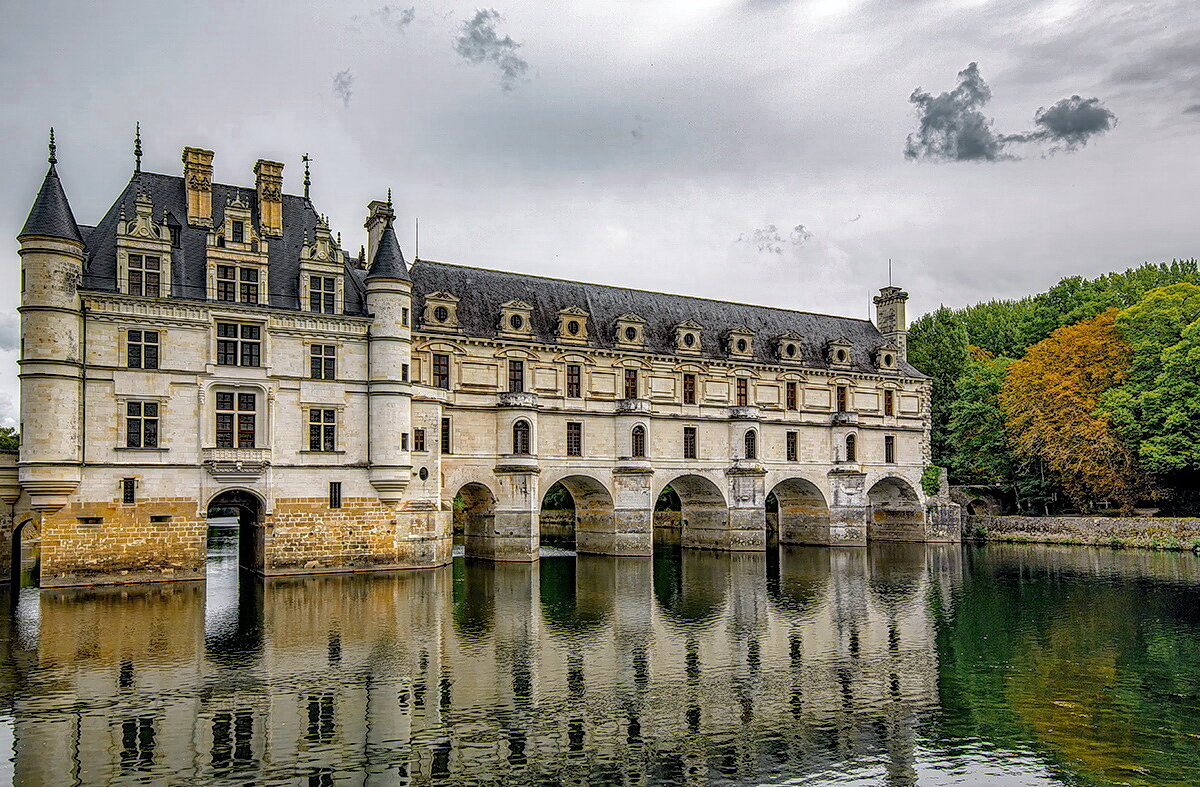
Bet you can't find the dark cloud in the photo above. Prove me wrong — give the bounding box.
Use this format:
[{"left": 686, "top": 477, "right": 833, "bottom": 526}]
[
  {"left": 906, "top": 63, "right": 1116, "bottom": 162},
  {"left": 737, "top": 224, "right": 813, "bottom": 254},
  {"left": 332, "top": 68, "right": 354, "bottom": 107},
  {"left": 1184, "top": 104, "right": 1200, "bottom": 114},
  {"left": 373, "top": 5, "right": 415, "bottom": 32},
  {"left": 453, "top": 9, "right": 529, "bottom": 92}
]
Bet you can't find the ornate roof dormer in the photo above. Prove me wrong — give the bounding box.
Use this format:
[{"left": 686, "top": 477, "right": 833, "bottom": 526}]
[
  {"left": 826, "top": 337, "right": 853, "bottom": 368},
  {"left": 422, "top": 291, "right": 461, "bottom": 332},
  {"left": 615, "top": 313, "right": 647, "bottom": 349},
  {"left": 874, "top": 344, "right": 900, "bottom": 372},
  {"left": 498, "top": 299, "right": 535, "bottom": 340},
  {"left": 674, "top": 320, "right": 704, "bottom": 355},
  {"left": 725, "top": 325, "right": 754, "bottom": 359},
  {"left": 776, "top": 331, "right": 804, "bottom": 363},
  {"left": 115, "top": 188, "right": 173, "bottom": 298},
  {"left": 556, "top": 306, "right": 589, "bottom": 345}
]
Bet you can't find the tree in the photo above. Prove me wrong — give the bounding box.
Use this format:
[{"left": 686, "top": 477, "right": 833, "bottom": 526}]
[
  {"left": 948, "top": 347, "right": 1012, "bottom": 485},
  {"left": 1000, "top": 309, "right": 1152, "bottom": 512},
  {"left": 0, "top": 427, "right": 17, "bottom": 452},
  {"left": 907, "top": 307, "right": 969, "bottom": 465}
]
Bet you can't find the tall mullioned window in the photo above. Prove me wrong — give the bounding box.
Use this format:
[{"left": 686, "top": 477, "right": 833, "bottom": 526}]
[
  {"left": 736, "top": 378, "right": 749, "bottom": 407},
  {"left": 414, "top": 428, "right": 426, "bottom": 452},
  {"left": 432, "top": 353, "right": 450, "bottom": 390},
  {"left": 885, "top": 435, "right": 896, "bottom": 464},
  {"left": 216, "top": 323, "right": 261, "bottom": 367},
  {"left": 127, "top": 330, "right": 159, "bottom": 370},
  {"left": 566, "top": 422, "right": 583, "bottom": 457},
  {"left": 125, "top": 401, "right": 159, "bottom": 448},
  {"left": 744, "top": 429, "right": 757, "bottom": 460},
  {"left": 513, "top": 419, "right": 531, "bottom": 455},
  {"left": 786, "top": 431, "right": 798, "bottom": 462},
  {"left": 566, "top": 364, "right": 581, "bottom": 398},
  {"left": 216, "top": 392, "right": 256, "bottom": 448},
  {"left": 440, "top": 417, "right": 452, "bottom": 454},
  {"left": 631, "top": 425, "right": 646, "bottom": 458},
  {"left": 508, "top": 360, "right": 525, "bottom": 393},
  {"left": 845, "top": 434, "right": 857, "bottom": 462},
  {"left": 683, "top": 426, "right": 697, "bottom": 460},
  {"left": 682, "top": 373, "right": 697, "bottom": 405},
  {"left": 127, "top": 254, "right": 161, "bottom": 297},
  {"left": 786, "top": 382, "right": 797, "bottom": 411},
  {"left": 884, "top": 390, "right": 895, "bottom": 416},
  {"left": 836, "top": 386, "right": 849, "bottom": 413},
  {"left": 310, "top": 345, "right": 336, "bottom": 380},
  {"left": 216, "top": 265, "right": 260, "bottom": 304},
  {"left": 308, "top": 408, "right": 336, "bottom": 452},
  {"left": 624, "top": 369, "right": 639, "bottom": 400},
  {"left": 309, "top": 275, "right": 336, "bottom": 314}
]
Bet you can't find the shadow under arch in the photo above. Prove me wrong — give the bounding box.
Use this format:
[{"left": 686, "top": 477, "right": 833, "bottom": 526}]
[
  {"left": 207, "top": 488, "right": 266, "bottom": 573},
  {"left": 867, "top": 477, "right": 925, "bottom": 542},
  {"left": 456, "top": 482, "right": 498, "bottom": 560},
  {"left": 8, "top": 516, "right": 39, "bottom": 594},
  {"left": 545, "top": 474, "right": 616, "bottom": 556},
  {"left": 769, "top": 477, "right": 831, "bottom": 545},
  {"left": 659, "top": 474, "right": 729, "bottom": 551}
]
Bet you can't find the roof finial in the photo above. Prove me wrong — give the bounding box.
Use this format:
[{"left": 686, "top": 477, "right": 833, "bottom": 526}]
[
  {"left": 387, "top": 187, "right": 392, "bottom": 210},
  {"left": 134, "top": 122, "right": 142, "bottom": 173},
  {"left": 48, "top": 127, "right": 57, "bottom": 166},
  {"left": 302, "top": 153, "right": 311, "bottom": 200}
]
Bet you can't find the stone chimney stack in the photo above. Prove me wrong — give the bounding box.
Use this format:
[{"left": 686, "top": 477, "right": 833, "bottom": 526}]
[
  {"left": 254, "top": 159, "right": 284, "bottom": 237},
  {"left": 874, "top": 285, "right": 910, "bottom": 361},
  {"left": 182, "top": 147, "right": 214, "bottom": 227},
  {"left": 364, "top": 198, "right": 395, "bottom": 265}
]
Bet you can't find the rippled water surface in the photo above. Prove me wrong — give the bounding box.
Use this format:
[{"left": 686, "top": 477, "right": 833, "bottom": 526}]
[{"left": 2, "top": 539, "right": 1200, "bottom": 786}]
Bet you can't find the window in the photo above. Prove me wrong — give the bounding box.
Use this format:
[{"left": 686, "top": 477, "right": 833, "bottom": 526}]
[
  {"left": 566, "top": 422, "right": 583, "bottom": 457},
  {"left": 508, "top": 360, "right": 525, "bottom": 393},
  {"left": 329, "top": 482, "right": 342, "bottom": 509},
  {"left": 216, "top": 265, "right": 259, "bottom": 304},
  {"left": 310, "top": 344, "right": 336, "bottom": 380},
  {"left": 631, "top": 425, "right": 646, "bottom": 458},
  {"left": 402, "top": 307, "right": 409, "bottom": 326},
  {"left": 836, "top": 385, "right": 849, "bottom": 413},
  {"left": 845, "top": 434, "right": 857, "bottom": 462},
  {"left": 127, "top": 254, "right": 161, "bottom": 297},
  {"left": 401, "top": 432, "right": 409, "bottom": 450},
  {"left": 309, "top": 275, "right": 336, "bottom": 314},
  {"left": 122, "top": 478, "right": 136, "bottom": 504},
  {"left": 433, "top": 353, "right": 450, "bottom": 389},
  {"left": 231, "top": 220, "right": 245, "bottom": 244},
  {"left": 402, "top": 363, "right": 409, "bottom": 382},
  {"left": 683, "top": 426, "right": 698, "bottom": 460},
  {"left": 786, "top": 382, "right": 797, "bottom": 411},
  {"left": 216, "top": 323, "right": 261, "bottom": 367},
  {"left": 434, "top": 306, "right": 449, "bottom": 323},
  {"left": 683, "top": 373, "right": 696, "bottom": 405},
  {"left": 512, "top": 419, "right": 531, "bottom": 455},
  {"left": 127, "top": 329, "right": 159, "bottom": 370},
  {"left": 440, "top": 417, "right": 452, "bottom": 454},
  {"left": 736, "top": 378, "right": 749, "bottom": 407},
  {"left": 125, "top": 401, "right": 159, "bottom": 448},
  {"left": 885, "top": 435, "right": 896, "bottom": 464},
  {"left": 786, "top": 431, "right": 798, "bottom": 462},
  {"left": 884, "top": 390, "right": 895, "bottom": 416},
  {"left": 216, "top": 392, "right": 256, "bottom": 448},
  {"left": 624, "top": 368, "right": 638, "bottom": 400},
  {"left": 414, "top": 428, "right": 426, "bottom": 452},
  {"left": 744, "top": 429, "right": 757, "bottom": 460},
  {"left": 308, "top": 409, "right": 336, "bottom": 451},
  {"left": 566, "top": 364, "right": 581, "bottom": 398}
]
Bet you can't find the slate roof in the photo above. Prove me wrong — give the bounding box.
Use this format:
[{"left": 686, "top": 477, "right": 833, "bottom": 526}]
[
  {"left": 366, "top": 220, "right": 411, "bottom": 281},
  {"left": 20, "top": 165, "right": 84, "bottom": 244},
  {"left": 409, "top": 260, "right": 925, "bottom": 376}
]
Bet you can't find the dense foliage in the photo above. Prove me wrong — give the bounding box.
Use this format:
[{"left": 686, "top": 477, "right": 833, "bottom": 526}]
[{"left": 910, "top": 261, "right": 1200, "bottom": 514}]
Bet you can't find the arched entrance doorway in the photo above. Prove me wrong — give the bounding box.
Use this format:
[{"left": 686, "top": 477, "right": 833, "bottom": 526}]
[
  {"left": 206, "top": 489, "right": 265, "bottom": 573},
  {"left": 661, "top": 474, "right": 729, "bottom": 551},
  {"left": 456, "top": 483, "right": 497, "bottom": 560},
  {"left": 539, "top": 481, "right": 576, "bottom": 550},
  {"left": 9, "top": 517, "right": 39, "bottom": 593},
  {"left": 770, "top": 478, "right": 831, "bottom": 545},
  {"left": 543, "top": 475, "right": 614, "bottom": 555},
  {"left": 653, "top": 485, "right": 682, "bottom": 548},
  {"left": 867, "top": 477, "right": 924, "bottom": 542}
]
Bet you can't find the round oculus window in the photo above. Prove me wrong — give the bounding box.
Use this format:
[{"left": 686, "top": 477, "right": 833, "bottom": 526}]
[
  {"left": 433, "top": 306, "right": 449, "bottom": 323},
  {"left": 736, "top": 338, "right": 748, "bottom": 353},
  {"left": 837, "top": 349, "right": 847, "bottom": 362},
  {"left": 510, "top": 314, "right": 524, "bottom": 330},
  {"left": 785, "top": 343, "right": 796, "bottom": 357},
  {"left": 683, "top": 332, "right": 695, "bottom": 347},
  {"left": 884, "top": 353, "right": 893, "bottom": 366},
  {"left": 625, "top": 327, "right": 637, "bottom": 342},
  {"left": 418, "top": 467, "right": 429, "bottom": 481},
  {"left": 567, "top": 320, "right": 580, "bottom": 335}
]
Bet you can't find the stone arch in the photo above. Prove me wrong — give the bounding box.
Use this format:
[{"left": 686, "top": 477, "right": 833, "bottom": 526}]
[
  {"left": 541, "top": 474, "right": 616, "bottom": 556},
  {"left": 455, "top": 482, "right": 498, "bottom": 559},
  {"left": 866, "top": 476, "right": 925, "bottom": 542},
  {"left": 659, "top": 474, "right": 730, "bottom": 551},
  {"left": 207, "top": 488, "right": 267, "bottom": 573},
  {"left": 769, "top": 477, "right": 831, "bottom": 545},
  {"left": 9, "top": 516, "right": 40, "bottom": 591}
]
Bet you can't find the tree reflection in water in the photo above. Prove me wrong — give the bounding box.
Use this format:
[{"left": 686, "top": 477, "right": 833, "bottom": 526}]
[{"left": 1, "top": 544, "right": 1199, "bottom": 785}]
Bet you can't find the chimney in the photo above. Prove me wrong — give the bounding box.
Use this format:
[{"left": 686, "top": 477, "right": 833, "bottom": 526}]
[
  {"left": 182, "top": 147, "right": 214, "bottom": 227},
  {"left": 874, "top": 285, "right": 910, "bottom": 360},
  {"left": 254, "top": 159, "right": 284, "bottom": 237},
  {"left": 364, "top": 198, "right": 394, "bottom": 265}
]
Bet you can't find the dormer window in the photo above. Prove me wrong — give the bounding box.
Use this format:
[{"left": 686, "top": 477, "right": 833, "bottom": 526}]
[
  {"left": 128, "top": 254, "right": 161, "bottom": 297},
  {"left": 776, "top": 332, "right": 803, "bottom": 362},
  {"left": 727, "top": 327, "right": 754, "bottom": 359},
  {"left": 827, "top": 338, "right": 853, "bottom": 368},
  {"left": 874, "top": 346, "right": 899, "bottom": 371},
  {"left": 423, "top": 292, "right": 461, "bottom": 331},
  {"left": 675, "top": 321, "right": 704, "bottom": 354},
  {"left": 615, "top": 313, "right": 647, "bottom": 349},
  {"left": 217, "top": 265, "right": 260, "bottom": 304},
  {"left": 309, "top": 275, "right": 337, "bottom": 314},
  {"left": 498, "top": 300, "right": 535, "bottom": 340},
  {"left": 435, "top": 307, "right": 449, "bottom": 322},
  {"left": 557, "top": 307, "right": 590, "bottom": 345},
  {"left": 232, "top": 221, "right": 245, "bottom": 244}
]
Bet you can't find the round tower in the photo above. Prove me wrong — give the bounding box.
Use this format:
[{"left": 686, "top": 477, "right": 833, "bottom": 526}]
[
  {"left": 364, "top": 198, "right": 413, "bottom": 503},
  {"left": 17, "top": 131, "right": 86, "bottom": 511}
]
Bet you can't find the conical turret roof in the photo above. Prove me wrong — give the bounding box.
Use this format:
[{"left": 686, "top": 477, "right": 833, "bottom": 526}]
[
  {"left": 366, "top": 218, "right": 410, "bottom": 281},
  {"left": 20, "top": 164, "right": 83, "bottom": 244}
]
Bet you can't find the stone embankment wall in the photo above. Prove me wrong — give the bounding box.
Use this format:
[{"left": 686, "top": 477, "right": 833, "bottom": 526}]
[{"left": 967, "top": 515, "right": 1200, "bottom": 551}]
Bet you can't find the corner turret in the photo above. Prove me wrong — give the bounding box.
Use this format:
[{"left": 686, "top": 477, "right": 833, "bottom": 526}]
[{"left": 873, "top": 285, "right": 909, "bottom": 362}]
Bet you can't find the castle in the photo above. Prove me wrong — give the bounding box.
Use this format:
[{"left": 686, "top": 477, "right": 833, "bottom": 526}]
[{"left": 3, "top": 134, "right": 958, "bottom": 588}]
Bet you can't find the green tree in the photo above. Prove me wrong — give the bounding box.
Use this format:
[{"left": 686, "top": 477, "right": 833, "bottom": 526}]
[
  {"left": 0, "top": 427, "right": 18, "bottom": 452},
  {"left": 907, "top": 307, "right": 969, "bottom": 465}
]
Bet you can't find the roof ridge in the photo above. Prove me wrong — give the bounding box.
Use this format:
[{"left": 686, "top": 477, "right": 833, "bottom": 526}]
[{"left": 410, "top": 258, "right": 875, "bottom": 325}]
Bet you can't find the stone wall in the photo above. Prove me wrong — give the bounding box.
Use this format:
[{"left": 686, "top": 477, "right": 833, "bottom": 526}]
[{"left": 967, "top": 514, "right": 1200, "bottom": 551}]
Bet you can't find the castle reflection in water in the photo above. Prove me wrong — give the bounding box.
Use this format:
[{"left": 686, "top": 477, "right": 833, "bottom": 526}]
[{"left": 2, "top": 544, "right": 962, "bottom": 785}]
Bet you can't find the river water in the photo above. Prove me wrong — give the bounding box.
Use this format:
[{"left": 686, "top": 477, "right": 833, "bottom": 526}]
[{"left": 2, "top": 538, "right": 1198, "bottom": 786}]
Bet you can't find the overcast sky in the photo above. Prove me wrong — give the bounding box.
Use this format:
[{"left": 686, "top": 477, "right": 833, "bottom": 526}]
[{"left": 2, "top": 0, "right": 1198, "bottom": 427}]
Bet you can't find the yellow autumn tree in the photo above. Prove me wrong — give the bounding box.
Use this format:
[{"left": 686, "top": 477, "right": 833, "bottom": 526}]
[{"left": 999, "top": 308, "right": 1151, "bottom": 512}]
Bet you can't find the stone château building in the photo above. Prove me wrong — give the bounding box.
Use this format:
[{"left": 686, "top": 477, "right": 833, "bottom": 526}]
[{"left": 4, "top": 135, "right": 958, "bottom": 587}]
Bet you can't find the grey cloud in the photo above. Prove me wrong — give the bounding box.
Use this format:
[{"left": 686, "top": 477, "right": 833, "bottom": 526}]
[
  {"left": 372, "top": 5, "right": 415, "bottom": 32},
  {"left": 453, "top": 9, "right": 529, "bottom": 92},
  {"left": 332, "top": 68, "right": 354, "bottom": 107},
  {"left": 737, "top": 224, "right": 813, "bottom": 254},
  {"left": 1185, "top": 104, "right": 1200, "bottom": 114},
  {"left": 847, "top": 214, "right": 862, "bottom": 223},
  {"left": 0, "top": 315, "right": 16, "bottom": 352},
  {"left": 906, "top": 63, "right": 1116, "bottom": 162}
]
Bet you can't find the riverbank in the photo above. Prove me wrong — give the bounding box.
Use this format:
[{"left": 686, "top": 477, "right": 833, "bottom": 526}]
[{"left": 966, "top": 514, "right": 1200, "bottom": 551}]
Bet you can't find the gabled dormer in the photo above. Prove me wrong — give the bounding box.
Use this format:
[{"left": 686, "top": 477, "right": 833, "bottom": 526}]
[
  {"left": 299, "top": 214, "right": 346, "bottom": 314},
  {"left": 674, "top": 320, "right": 704, "bottom": 355},
  {"left": 615, "top": 313, "right": 647, "bottom": 349},
  {"left": 874, "top": 344, "right": 900, "bottom": 372},
  {"left": 206, "top": 193, "right": 269, "bottom": 306},
  {"left": 499, "top": 300, "right": 535, "bottom": 340},
  {"left": 826, "top": 337, "right": 853, "bottom": 368},
  {"left": 422, "top": 291, "right": 461, "bottom": 332},
  {"left": 116, "top": 190, "right": 172, "bottom": 298},
  {"left": 776, "top": 331, "right": 804, "bottom": 363},
  {"left": 725, "top": 325, "right": 754, "bottom": 359},
  {"left": 556, "top": 306, "right": 589, "bottom": 345}
]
